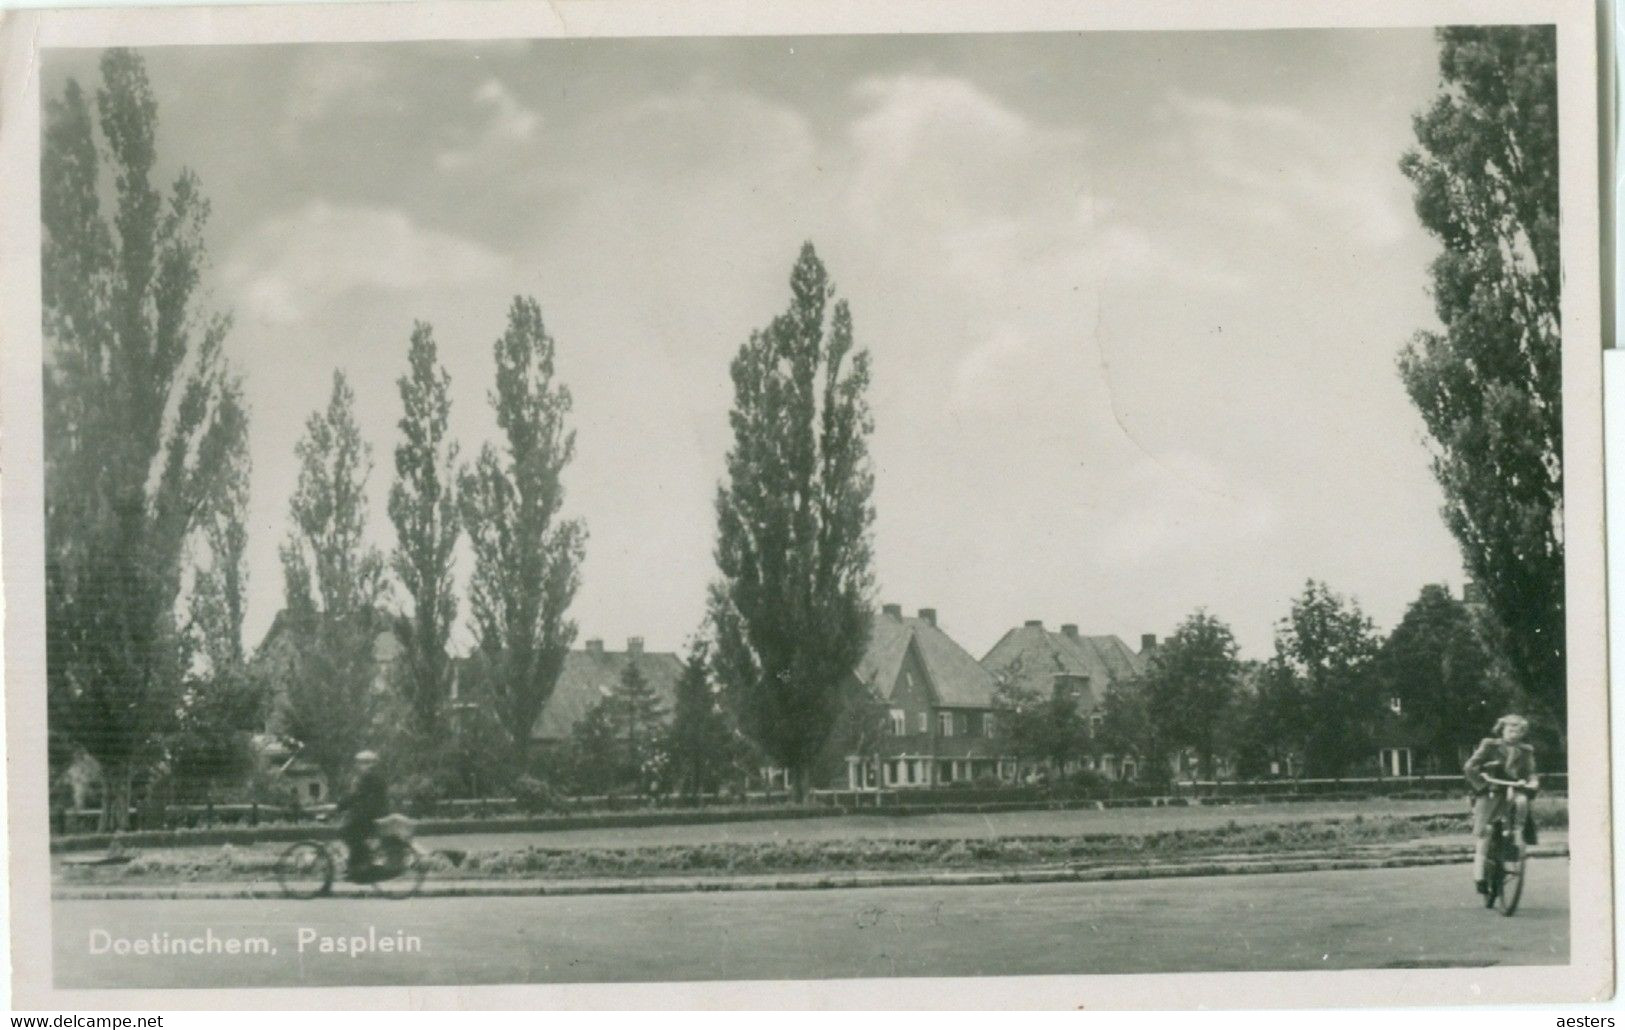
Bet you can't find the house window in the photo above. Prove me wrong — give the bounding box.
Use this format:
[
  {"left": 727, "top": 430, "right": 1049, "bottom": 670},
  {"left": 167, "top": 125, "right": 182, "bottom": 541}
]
[
  {"left": 889, "top": 708, "right": 906, "bottom": 736},
  {"left": 1389, "top": 696, "right": 1403, "bottom": 715},
  {"left": 985, "top": 713, "right": 998, "bottom": 738},
  {"left": 968, "top": 711, "right": 983, "bottom": 737},
  {"left": 916, "top": 711, "right": 928, "bottom": 734},
  {"left": 939, "top": 712, "right": 954, "bottom": 737},
  {"left": 1090, "top": 713, "right": 1104, "bottom": 737}
]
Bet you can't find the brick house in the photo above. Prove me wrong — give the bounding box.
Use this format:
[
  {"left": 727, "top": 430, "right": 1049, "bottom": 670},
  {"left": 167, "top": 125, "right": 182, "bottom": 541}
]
[
  {"left": 842, "top": 605, "right": 1014, "bottom": 790},
  {"left": 979, "top": 619, "right": 1149, "bottom": 780}
]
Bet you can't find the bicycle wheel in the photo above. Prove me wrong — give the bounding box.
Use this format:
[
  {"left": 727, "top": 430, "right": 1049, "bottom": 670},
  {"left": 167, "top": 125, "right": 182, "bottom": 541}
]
[
  {"left": 1496, "top": 841, "right": 1526, "bottom": 916},
  {"left": 276, "top": 841, "right": 334, "bottom": 899},
  {"left": 369, "top": 841, "right": 427, "bottom": 899},
  {"left": 1482, "top": 826, "right": 1503, "bottom": 908}
]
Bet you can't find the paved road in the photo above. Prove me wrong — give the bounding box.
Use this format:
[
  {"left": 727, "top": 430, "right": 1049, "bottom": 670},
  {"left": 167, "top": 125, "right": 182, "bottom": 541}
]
[{"left": 53, "top": 860, "right": 1568, "bottom": 988}]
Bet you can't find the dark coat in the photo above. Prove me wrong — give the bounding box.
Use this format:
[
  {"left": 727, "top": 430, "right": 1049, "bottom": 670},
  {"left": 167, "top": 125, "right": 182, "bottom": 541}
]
[
  {"left": 1463, "top": 737, "right": 1538, "bottom": 795},
  {"left": 337, "top": 767, "right": 388, "bottom": 826}
]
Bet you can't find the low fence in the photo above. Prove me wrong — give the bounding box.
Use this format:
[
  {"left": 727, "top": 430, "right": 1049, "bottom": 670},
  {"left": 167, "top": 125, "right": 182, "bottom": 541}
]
[
  {"left": 53, "top": 788, "right": 798, "bottom": 835},
  {"left": 52, "top": 774, "right": 1568, "bottom": 852},
  {"left": 1171, "top": 773, "right": 1567, "bottom": 798},
  {"left": 50, "top": 802, "right": 835, "bottom": 854}
]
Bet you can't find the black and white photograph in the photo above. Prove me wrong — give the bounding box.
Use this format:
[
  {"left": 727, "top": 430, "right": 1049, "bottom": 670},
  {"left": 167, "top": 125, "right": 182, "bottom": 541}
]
[{"left": 0, "top": 0, "right": 1611, "bottom": 1009}]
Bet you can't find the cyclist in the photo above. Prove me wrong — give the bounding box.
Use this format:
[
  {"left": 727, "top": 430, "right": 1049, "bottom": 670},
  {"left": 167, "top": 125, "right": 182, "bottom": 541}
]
[
  {"left": 1463, "top": 714, "right": 1539, "bottom": 896},
  {"left": 336, "top": 749, "right": 388, "bottom": 882}
]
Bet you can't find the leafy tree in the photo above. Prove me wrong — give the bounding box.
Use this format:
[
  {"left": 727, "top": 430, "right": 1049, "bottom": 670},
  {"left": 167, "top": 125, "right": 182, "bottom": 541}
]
[
  {"left": 709, "top": 243, "right": 877, "bottom": 798},
  {"left": 609, "top": 661, "right": 666, "bottom": 795},
  {"left": 168, "top": 403, "right": 262, "bottom": 804},
  {"left": 1144, "top": 612, "right": 1241, "bottom": 780},
  {"left": 1378, "top": 584, "right": 1513, "bottom": 770},
  {"left": 462, "top": 296, "right": 587, "bottom": 770},
  {"left": 567, "top": 698, "right": 623, "bottom": 795},
  {"left": 164, "top": 668, "right": 264, "bottom": 804},
  {"left": 822, "top": 677, "right": 893, "bottom": 792},
  {"left": 1097, "top": 679, "right": 1167, "bottom": 787},
  {"left": 443, "top": 652, "right": 521, "bottom": 798},
  {"left": 665, "top": 642, "right": 741, "bottom": 798},
  {"left": 1399, "top": 27, "right": 1564, "bottom": 725},
  {"left": 991, "top": 666, "right": 1087, "bottom": 781},
  {"left": 43, "top": 49, "right": 247, "bottom": 829},
  {"left": 1229, "top": 661, "right": 1310, "bottom": 779},
  {"left": 389, "top": 321, "right": 461, "bottom": 748},
  {"left": 277, "top": 371, "right": 388, "bottom": 789},
  {"left": 1270, "top": 581, "right": 1382, "bottom": 777}
]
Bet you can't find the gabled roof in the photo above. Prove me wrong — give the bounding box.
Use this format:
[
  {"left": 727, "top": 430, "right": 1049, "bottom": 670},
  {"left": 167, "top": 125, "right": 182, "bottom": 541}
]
[
  {"left": 254, "top": 605, "right": 395, "bottom": 661},
  {"left": 857, "top": 610, "right": 997, "bottom": 708},
  {"left": 981, "top": 623, "right": 1147, "bottom": 700},
  {"left": 529, "top": 646, "right": 684, "bottom": 741}
]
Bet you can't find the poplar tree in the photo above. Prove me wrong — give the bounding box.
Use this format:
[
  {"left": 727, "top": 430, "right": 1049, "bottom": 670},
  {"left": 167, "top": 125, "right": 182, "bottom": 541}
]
[
  {"left": 1399, "top": 27, "right": 1564, "bottom": 725},
  {"left": 278, "top": 371, "right": 387, "bottom": 788},
  {"left": 43, "top": 49, "right": 246, "bottom": 829},
  {"left": 461, "top": 296, "right": 587, "bottom": 769},
  {"left": 389, "top": 321, "right": 461, "bottom": 746},
  {"left": 708, "top": 243, "right": 876, "bottom": 798}
]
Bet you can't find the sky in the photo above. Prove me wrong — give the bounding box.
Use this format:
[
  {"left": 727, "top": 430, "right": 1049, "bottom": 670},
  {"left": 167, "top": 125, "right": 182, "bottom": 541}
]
[{"left": 45, "top": 29, "right": 1466, "bottom": 661}]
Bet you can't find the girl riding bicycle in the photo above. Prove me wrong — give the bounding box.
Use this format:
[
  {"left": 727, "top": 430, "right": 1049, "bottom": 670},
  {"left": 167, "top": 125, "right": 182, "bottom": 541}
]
[{"left": 1463, "top": 713, "right": 1539, "bottom": 896}]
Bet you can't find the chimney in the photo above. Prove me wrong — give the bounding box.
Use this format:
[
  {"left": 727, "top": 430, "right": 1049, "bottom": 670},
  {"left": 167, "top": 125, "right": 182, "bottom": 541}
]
[
  {"left": 1140, "top": 633, "right": 1157, "bottom": 653},
  {"left": 1024, "top": 619, "right": 1043, "bottom": 629},
  {"left": 918, "top": 608, "right": 937, "bottom": 627},
  {"left": 627, "top": 636, "right": 644, "bottom": 657},
  {"left": 586, "top": 638, "right": 604, "bottom": 656},
  {"left": 882, "top": 603, "right": 902, "bottom": 619},
  {"left": 1061, "top": 623, "right": 1079, "bottom": 639}
]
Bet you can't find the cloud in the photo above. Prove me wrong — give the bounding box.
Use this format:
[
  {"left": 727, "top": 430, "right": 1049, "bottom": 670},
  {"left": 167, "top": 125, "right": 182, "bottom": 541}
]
[
  {"left": 1094, "top": 449, "right": 1281, "bottom": 566},
  {"left": 278, "top": 52, "right": 387, "bottom": 147},
  {"left": 1161, "top": 88, "right": 1409, "bottom": 247},
  {"left": 437, "top": 78, "right": 542, "bottom": 171},
  {"left": 220, "top": 201, "right": 510, "bottom": 324}
]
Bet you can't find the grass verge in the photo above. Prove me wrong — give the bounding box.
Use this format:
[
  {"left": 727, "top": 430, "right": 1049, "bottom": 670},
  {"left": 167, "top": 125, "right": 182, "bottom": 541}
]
[{"left": 56, "top": 803, "right": 1566, "bottom": 885}]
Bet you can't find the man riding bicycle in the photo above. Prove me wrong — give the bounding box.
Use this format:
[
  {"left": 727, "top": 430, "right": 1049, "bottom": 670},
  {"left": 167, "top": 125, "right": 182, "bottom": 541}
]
[
  {"left": 336, "top": 749, "right": 389, "bottom": 882},
  {"left": 1463, "top": 714, "right": 1539, "bottom": 897}
]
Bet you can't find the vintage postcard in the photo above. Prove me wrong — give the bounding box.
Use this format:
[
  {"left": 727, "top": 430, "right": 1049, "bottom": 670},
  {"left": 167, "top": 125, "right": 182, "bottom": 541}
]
[{"left": 0, "top": 0, "right": 1611, "bottom": 1010}]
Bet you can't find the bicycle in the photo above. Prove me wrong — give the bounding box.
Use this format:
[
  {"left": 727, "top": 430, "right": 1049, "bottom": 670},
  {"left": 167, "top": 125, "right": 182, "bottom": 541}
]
[
  {"left": 275, "top": 813, "right": 427, "bottom": 900},
  {"left": 1478, "top": 776, "right": 1531, "bottom": 916}
]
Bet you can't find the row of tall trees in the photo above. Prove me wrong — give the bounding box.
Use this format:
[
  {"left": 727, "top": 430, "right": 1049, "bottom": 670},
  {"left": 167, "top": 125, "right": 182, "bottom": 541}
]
[
  {"left": 271, "top": 295, "right": 586, "bottom": 792},
  {"left": 40, "top": 48, "right": 876, "bottom": 820},
  {"left": 1089, "top": 580, "right": 1526, "bottom": 785},
  {"left": 42, "top": 27, "right": 1565, "bottom": 824}
]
